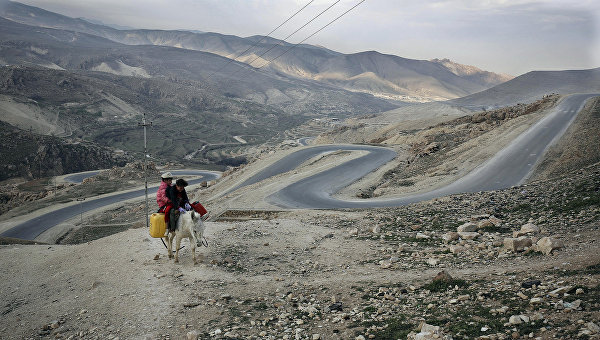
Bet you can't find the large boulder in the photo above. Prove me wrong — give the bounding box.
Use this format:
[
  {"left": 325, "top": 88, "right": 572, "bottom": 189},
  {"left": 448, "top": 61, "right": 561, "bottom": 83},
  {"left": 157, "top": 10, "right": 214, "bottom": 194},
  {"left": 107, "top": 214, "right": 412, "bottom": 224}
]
[
  {"left": 457, "top": 222, "right": 478, "bottom": 232},
  {"left": 513, "top": 223, "right": 540, "bottom": 237},
  {"left": 535, "top": 237, "right": 564, "bottom": 255},
  {"left": 407, "top": 322, "right": 450, "bottom": 340},
  {"left": 503, "top": 236, "right": 532, "bottom": 252}
]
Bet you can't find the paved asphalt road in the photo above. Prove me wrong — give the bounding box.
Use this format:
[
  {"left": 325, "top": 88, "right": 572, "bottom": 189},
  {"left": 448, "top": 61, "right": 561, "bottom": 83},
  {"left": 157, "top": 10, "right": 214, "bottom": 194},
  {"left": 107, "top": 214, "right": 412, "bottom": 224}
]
[
  {"left": 2, "top": 170, "right": 220, "bottom": 240},
  {"left": 267, "top": 93, "right": 598, "bottom": 208},
  {"left": 223, "top": 145, "right": 396, "bottom": 196},
  {"left": 4, "top": 94, "right": 596, "bottom": 239}
]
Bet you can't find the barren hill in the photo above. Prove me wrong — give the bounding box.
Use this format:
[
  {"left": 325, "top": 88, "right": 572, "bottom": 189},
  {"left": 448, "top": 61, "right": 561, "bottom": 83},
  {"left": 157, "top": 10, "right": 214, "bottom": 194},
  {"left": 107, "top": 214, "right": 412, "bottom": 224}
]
[
  {"left": 451, "top": 68, "right": 600, "bottom": 110},
  {"left": 0, "top": 0, "right": 512, "bottom": 102}
]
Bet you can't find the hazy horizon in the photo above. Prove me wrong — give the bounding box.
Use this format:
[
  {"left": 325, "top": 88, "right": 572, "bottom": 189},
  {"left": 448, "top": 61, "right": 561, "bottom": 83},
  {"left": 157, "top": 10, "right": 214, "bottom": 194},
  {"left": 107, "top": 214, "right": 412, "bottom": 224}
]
[{"left": 14, "top": 0, "right": 600, "bottom": 76}]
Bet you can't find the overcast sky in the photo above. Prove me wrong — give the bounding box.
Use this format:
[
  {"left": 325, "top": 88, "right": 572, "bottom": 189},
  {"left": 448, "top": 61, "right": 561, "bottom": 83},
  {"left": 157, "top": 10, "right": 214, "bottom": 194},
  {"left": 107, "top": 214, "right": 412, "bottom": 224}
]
[{"left": 18, "top": 0, "right": 600, "bottom": 76}]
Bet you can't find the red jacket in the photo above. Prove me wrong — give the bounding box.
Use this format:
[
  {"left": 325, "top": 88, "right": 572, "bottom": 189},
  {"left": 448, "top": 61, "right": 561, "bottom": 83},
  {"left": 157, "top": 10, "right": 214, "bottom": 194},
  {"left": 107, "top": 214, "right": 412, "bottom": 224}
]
[{"left": 156, "top": 181, "right": 171, "bottom": 208}]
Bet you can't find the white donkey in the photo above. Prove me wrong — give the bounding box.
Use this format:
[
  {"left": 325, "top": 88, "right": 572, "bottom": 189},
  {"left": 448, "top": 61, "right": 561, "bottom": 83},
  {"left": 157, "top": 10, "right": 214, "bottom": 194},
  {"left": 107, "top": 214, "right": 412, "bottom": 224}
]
[{"left": 164, "top": 211, "right": 206, "bottom": 264}]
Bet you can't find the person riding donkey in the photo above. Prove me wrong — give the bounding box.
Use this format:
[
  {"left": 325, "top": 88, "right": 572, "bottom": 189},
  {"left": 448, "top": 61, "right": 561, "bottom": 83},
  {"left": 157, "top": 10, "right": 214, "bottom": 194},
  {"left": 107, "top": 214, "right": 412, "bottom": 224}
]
[
  {"left": 157, "top": 172, "right": 211, "bottom": 232},
  {"left": 166, "top": 178, "right": 192, "bottom": 232},
  {"left": 157, "top": 172, "right": 173, "bottom": 211}
]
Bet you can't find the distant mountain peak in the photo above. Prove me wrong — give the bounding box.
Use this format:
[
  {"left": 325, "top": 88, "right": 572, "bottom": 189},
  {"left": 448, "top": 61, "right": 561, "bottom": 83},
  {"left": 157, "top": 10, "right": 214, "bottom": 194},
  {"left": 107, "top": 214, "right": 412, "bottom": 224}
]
[
  {"left": 0, "top": 1, "right": 515, "bottom": 103},
  {"left": 431, "top": 58, "right": 507, "bottom": 77}
]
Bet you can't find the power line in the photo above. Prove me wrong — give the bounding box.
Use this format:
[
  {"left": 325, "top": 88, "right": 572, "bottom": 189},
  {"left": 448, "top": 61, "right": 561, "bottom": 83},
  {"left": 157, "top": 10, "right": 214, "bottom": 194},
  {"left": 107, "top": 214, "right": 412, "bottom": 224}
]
[
  {"left": 227, "top": 0, "right": 342, "bottom": 77},
  {"left": 256, "top": 0, "right": 367, "bottom": 70},
  {"left": 205, "top": 0, "right": 315, "bottom": 81}
]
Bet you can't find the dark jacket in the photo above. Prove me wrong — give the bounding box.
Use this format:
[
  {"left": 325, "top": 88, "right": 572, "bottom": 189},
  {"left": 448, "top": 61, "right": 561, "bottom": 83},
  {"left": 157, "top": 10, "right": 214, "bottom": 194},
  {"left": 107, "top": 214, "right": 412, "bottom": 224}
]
[{"left": 166, "top": 185, "right": 189, "bottom": 209}]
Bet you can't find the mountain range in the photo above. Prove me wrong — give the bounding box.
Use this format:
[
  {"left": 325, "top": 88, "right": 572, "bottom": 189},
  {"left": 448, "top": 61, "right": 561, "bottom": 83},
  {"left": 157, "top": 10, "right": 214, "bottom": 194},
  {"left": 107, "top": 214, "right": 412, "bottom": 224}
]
[
  {"left": 0, "top": 0, "right": 512, "bottom": 103},
  {"left": 0, "top": 0, "right": 597, "bottom": 181}
]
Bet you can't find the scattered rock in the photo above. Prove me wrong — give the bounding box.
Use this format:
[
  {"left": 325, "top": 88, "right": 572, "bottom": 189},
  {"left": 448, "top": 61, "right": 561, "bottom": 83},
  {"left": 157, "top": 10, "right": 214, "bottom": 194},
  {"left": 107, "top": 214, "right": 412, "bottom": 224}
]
[
  {"left": 448, "top": 244, "right": 466, "bottom": 254},
  {"left": 458, "top": 231, "right": 479, "bottom": 240},
  {"left": 407, "top": 322, "right": 448, "bottom": 340},
  {"left": 416, "top": 232, "right": 430, "bottom": 239},
  {"left": 587, "top": 321, "right": 600, "bottom": 334},
  {"left": 433, "top": 271, "right": 453, "bottom": 282},
  {"left": 509, "top": 315, "right": 529, "bottom": 325},
  {"left": 535, "top": 237, "right": 564, "bottom": 255},
  {"left": 513, "top": 222, "right": 540, "bottom": 237},
  {"left": 521, "top": 280, "right": 541, "bottom": 289},
  {"left": 457, "top": 222, "right": 477, "bottom": 232},
  {"left": 442, "top": 232, "right": 459, "bottom": 242},
  {"left": 328, "top": 302, "right": 343, "bottom": 312},
  {"left": 503, "top": 236, "right": 532, "bottom": 252},
  {"left": 186, "top": 330, "right": 200, "bottom": 340}
]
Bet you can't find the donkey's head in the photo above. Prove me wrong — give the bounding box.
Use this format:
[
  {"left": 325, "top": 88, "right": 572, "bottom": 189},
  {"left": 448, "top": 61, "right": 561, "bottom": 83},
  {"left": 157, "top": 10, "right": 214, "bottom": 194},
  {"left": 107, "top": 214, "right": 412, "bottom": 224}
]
[{"left": 190, "top": 211, "right": 206, "bottom": 247}]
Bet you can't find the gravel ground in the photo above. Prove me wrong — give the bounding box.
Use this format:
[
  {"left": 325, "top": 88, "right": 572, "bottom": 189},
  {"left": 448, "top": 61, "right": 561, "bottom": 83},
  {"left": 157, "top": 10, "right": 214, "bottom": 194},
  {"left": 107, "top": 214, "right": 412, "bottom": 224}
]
[{"left": 0, "top": 97, "right": 599, "bottom": 340}]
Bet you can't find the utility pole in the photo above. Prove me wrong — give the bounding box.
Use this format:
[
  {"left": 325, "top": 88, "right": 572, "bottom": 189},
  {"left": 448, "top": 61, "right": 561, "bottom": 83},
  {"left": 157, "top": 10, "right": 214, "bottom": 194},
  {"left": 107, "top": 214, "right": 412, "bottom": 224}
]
[
  {"left": 139, "top": 112, "right": 152, "bottom": 229},
  {"left": 76, "top": 197, "right": 85, "bottom": 224}
]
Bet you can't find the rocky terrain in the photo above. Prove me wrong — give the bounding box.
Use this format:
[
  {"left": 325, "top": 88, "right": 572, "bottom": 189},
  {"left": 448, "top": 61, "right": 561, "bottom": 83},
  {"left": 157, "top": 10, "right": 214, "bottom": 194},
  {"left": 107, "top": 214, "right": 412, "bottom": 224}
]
[
  {"left": 0, "top": 156, "right": 598, "bottom": 339},
  {"left": 0, "top": 3, "right": 599, "bottom": 339},
  {"left": 0, "top": 94, "right": 599, "bottom": 339},
  {"left": 0, "top": 120, "right": 130, "bottom": 181}
]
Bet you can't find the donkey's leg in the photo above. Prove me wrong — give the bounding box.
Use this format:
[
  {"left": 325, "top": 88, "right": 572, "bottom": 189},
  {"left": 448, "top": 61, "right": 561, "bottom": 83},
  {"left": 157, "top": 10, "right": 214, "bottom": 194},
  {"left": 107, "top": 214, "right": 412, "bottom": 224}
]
[
  {"left": 174, "top": 235, "right": 182, "bottom": 263},
  {"left": 191, "top": 239, "right": 197, "bottom": 265},
  {"left": 166, "top": 233, "right": 174, "bottom": 259}
]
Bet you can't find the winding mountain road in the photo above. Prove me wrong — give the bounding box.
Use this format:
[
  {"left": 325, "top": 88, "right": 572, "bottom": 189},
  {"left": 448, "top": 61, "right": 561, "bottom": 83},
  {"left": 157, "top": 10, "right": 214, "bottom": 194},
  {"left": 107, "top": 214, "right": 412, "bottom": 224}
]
[
  {"left": 267, "top": 93, "right": 597, "bottom": 208},
  {"left": 2, "top": 170, "right": 220, "bottom": 240},
  {"left": 2, "top": 94, "right": 596, "bottom": 240}
]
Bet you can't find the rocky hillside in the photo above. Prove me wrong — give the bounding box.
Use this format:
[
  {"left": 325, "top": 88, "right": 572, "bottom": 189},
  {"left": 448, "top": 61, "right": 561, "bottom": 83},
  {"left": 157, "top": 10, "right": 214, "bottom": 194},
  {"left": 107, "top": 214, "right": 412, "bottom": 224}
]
[
  {"left": 2, "top": 140, "right": 598, "bottom": 340},
  {"left": 0, "top": 13, "right": 397, "bottom": 173},
  {"left": 316, "top": 94, "right": 600, "bottom": 201},
  {"left": 0, "top": 121, "right": 129, "bottom": 181}
]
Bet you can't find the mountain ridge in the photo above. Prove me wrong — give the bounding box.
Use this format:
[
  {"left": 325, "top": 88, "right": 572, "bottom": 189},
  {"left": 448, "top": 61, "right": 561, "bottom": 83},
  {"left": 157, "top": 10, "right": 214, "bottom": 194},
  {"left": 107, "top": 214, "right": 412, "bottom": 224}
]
[{"left": 0, "top": 0, "right": 512, "bottom": 102}]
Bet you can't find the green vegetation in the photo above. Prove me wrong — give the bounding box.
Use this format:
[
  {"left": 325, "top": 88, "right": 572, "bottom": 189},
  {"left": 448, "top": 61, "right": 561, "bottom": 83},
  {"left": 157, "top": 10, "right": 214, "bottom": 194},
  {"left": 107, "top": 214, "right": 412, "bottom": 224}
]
[
  {"left": 358, "top": 315, "right": 414, "bottom": 339},
  {"left": 422, "top": 278, "right": 467, "bottom": 293}
]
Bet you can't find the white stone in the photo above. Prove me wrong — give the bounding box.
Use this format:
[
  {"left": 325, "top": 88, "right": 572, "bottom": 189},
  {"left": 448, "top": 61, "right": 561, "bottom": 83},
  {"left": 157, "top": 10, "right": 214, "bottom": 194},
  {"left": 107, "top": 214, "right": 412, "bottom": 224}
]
[
  {"left": 478, "top": 219, "right": 495, "bottom": 229},
  {"left": 449, "top": 245, "right": 466, "bottom": 254},
  {"left": 426, "top": 258, "right": 439, "bottom": 266},
  {"left": 186, "top": 331, "right": 200, "bottom": 340},
  {"left": 442, "top": 232, "right": 459, "bottom": 242},
  {"left": 509, "top": 315, "right": 523, "bottom": 325},
  {"left": 420, "top": 323, "right": 440, "bottom": 333},
  {"left": 458, "top": 231, "right": 479, "bottom": 240},
  {"left": 497, "top": 306, "right": 509, "bottom": 314},
  {"left": 488, "top": 216, "right": 502, "bottom": 226},
  {"left": 513, "top": 223, "right": 540, "bottom": 237},
  {"left": 380, "top": 260, "right": 392, "bottom": 269},
  {"left": 535, "top": 237, "right": 564, "bottom": 255},
  {"left": 530, "top": 297, "right": 542, "bottom": 304},
  {"left": 416, "top": 232, "right": 430, "bottom": 239}
]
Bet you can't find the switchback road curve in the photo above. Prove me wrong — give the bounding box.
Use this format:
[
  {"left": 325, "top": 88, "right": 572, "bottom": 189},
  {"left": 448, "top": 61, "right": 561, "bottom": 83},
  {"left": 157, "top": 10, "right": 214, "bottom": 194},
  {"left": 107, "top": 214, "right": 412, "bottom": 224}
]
[
  {"left": 265, "top": 93, "right": 598, "bottom": 208},
  {"left": 2, "top": 170, "right": 219, "bottom": 240},
  {"left": 4, "top": 94, "right": 596, "bottom": 239}
]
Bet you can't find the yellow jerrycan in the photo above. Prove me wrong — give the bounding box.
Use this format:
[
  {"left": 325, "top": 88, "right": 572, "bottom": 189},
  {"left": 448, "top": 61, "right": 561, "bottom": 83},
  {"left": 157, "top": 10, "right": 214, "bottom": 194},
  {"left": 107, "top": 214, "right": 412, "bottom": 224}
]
[{"left": 149, "top": 213, "right": 166, "bottom": 238}]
